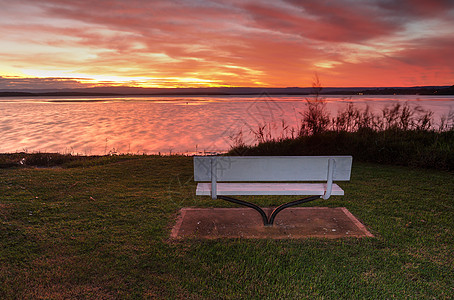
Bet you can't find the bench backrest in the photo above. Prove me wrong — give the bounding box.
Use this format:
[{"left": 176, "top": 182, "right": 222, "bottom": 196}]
[{"left": 194, "top": 156, "right": 352, "bottom": 182}]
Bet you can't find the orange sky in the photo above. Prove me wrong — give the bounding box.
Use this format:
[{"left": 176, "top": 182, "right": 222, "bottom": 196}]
[{"left": 1, "top": 0, "right": 453, "bottom": 89}]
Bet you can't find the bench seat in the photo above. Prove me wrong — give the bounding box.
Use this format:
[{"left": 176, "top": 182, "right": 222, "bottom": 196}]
[{"left": 196, "top": 182, "right": 345, "bottom": 196}]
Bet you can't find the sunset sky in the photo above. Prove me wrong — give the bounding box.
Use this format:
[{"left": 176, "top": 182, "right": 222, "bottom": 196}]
[{"left": 1, "top": 0, "right": 453, "bottom": 89}]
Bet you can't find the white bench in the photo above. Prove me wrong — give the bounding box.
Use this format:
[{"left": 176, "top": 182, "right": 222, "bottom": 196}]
[{"left": 194, "top": 156, "right": 353, "bottom": 226}]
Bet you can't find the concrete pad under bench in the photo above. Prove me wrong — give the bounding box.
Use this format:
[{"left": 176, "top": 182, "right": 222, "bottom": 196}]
[{"left": 171, "top": 207, "right": 373, "bottom": 239}]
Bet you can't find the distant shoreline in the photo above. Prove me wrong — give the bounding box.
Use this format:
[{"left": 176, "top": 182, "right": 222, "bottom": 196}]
[{"left": 1, "top": 85, "right": 453, "bottom": 97}]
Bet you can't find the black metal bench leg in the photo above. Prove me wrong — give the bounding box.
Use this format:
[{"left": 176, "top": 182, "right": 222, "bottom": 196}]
[
  {"left": 268, "top": 195, "right": 321, "bottom": 225},
  {"left": 218, "top": 195, "right": 321, "bottom": 226},
  {"left": 218, "top": 195, "right": 270, "bottom": 226}
]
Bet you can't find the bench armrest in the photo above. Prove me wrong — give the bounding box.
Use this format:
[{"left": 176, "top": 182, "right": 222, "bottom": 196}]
[{"left": 322, "top": 158, "right": 335, "bottom": 200}]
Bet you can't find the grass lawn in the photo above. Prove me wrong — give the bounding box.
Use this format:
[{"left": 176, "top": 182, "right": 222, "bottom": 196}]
[{"left": 0, "top": 155, "right": 453, "bottom": 299}]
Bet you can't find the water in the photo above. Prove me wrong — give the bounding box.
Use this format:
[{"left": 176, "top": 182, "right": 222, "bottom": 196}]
[{"left": 1, "top": 94, "right": 453, "bottom": 155}]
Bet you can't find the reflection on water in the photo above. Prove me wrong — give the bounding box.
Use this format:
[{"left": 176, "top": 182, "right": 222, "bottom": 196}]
[{"left": 0, "top": 95, "right": 453, "bottom": 155}]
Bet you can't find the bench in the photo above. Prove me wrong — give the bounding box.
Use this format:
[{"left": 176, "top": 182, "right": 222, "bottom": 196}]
[{"left": 194, "top": 156, "right": 353, "bottom": 226}]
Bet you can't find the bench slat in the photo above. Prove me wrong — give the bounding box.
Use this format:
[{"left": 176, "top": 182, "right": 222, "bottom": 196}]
[
  {"left": 194, "top": 156, "right": 352, "bottom": 182},
  {"left": 196, "top": 182, "right": 344, "bottom": 196}
]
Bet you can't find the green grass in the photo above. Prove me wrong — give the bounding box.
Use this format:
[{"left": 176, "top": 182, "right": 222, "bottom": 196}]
[{"left": 0, "top": 156, "right": 453, "bottom": 298}]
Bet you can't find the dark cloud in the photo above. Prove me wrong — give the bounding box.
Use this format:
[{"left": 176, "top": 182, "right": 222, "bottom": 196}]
[
  {"left": 281, "top": 0, "right": 403, "bottom": 42},
  {"left": 0, "top": 76, "right": 92, "bottom": 89},
  {"left": 377, "top": 0, "right": 454, "bottom": 18}
]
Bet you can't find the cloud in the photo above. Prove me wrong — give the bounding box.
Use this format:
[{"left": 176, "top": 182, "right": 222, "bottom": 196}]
[
  {"left": 377, "top": 0, "right": 454, "bottom": 18},
  {"left": 0, "top": 76, "right": 93, "bottom": 90},
  {"left": 243, "top": 0, "right": 402, "bottom": 43}
]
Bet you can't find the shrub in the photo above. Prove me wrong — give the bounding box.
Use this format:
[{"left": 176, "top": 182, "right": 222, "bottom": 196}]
[{"left": 228, "top": 101, "right": 454, "bottom": 170}]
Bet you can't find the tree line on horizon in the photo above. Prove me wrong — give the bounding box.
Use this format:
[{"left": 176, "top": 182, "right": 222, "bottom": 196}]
[{"left": 1, "top": 85, "right": 454, "bottom": 97}]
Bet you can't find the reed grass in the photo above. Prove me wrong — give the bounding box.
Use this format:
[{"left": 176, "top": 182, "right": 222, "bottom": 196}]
[{"left": 229, "top": 97, "right": 454, "bottom": 170}]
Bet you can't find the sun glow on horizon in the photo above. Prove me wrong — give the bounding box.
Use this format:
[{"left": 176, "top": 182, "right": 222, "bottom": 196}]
[{"left": 3, "top": 72, "right": 231, "bottom": 89}]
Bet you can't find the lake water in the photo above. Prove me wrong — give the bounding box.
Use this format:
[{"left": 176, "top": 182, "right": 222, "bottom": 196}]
[{"left": 1, "top": 94, "right": 453, "bottom": 155}]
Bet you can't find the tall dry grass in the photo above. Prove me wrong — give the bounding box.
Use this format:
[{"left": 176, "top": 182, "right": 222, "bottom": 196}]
[{"left": 229, "top": 93, "right": 454, "bottom": 170}]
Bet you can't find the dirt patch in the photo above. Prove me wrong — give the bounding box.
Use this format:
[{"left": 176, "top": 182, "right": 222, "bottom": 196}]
[{"left": 171, "top": 207, "right": 373, "bottom": 239}]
